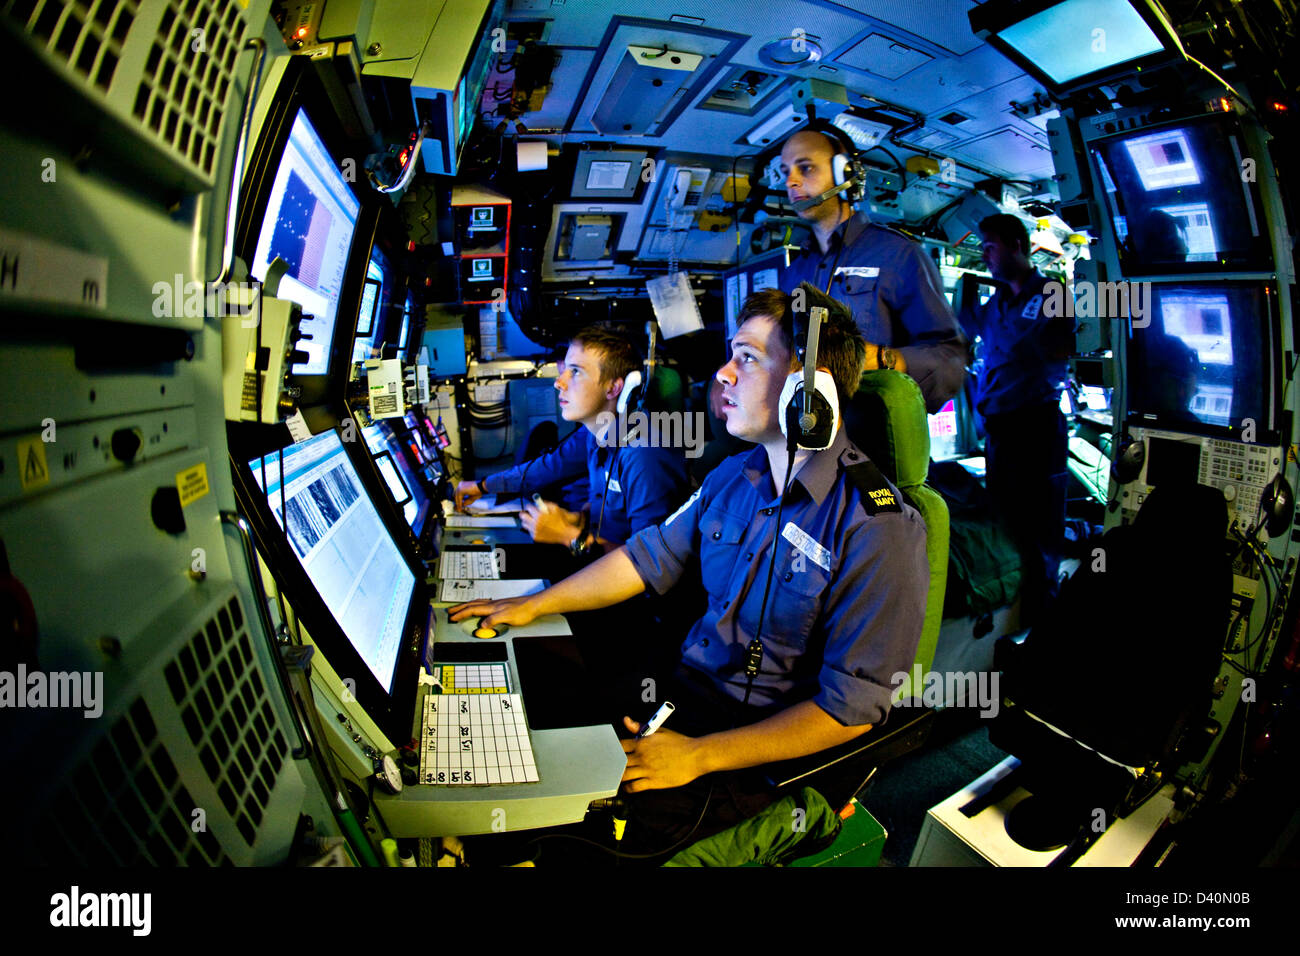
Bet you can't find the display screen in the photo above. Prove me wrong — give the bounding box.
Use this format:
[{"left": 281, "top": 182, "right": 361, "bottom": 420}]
[
  {"left": 996, "top": 0, "right": 1164, "bottom": 85},
  {"left": 250, "top": 109, "right": 360, "bottom": 375},
  {"left": 363, "top": 421, "right": 431, "bottom": 539},
  {"left": 1126, "top": 283, "right": 1271, "bottom": 434},
  {"left": 249, "top": 431, "right": 414, "bottom": 692},
  {"left": 351, "top": 251, "right": 391, "bottom": 363},
  {"left": 1091, "top": 115, "right": 1268, "bottom": 275}
]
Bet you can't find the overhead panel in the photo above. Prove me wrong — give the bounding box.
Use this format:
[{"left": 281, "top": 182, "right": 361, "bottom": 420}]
[
  {"left": 591, "top": 45, "right": 703, "bottom": 135},
  {"left": 836, "top": 33, "right": 933, "bottom": 81},
  {"left": 950, "top": 127, "right": 1055, "bottom": 180},
  {"left": 567, "top": 19, "right": 744, "bottom": 136}
]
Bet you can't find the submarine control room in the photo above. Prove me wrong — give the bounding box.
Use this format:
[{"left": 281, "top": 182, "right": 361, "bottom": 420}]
[{"left": 0, "top": 0, "right": 1297, "bottom": 916}]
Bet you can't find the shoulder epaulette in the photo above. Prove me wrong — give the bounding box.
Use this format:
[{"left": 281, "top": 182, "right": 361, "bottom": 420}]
[{"left": 844, "top": 459, "right": 903, "bottom": 515}]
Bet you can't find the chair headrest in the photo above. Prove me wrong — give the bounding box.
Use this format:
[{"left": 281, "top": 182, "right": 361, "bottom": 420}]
[{"left": 847, "top": 370, "right": 931, "bottom": 488}]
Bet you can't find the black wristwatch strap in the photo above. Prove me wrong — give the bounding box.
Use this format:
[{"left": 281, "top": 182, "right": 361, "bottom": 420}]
[
  {"left": 476, "top": 478, "right": 486, "bottom": 494},
  {"left": 569, "top": 511, "right": 592, "bottom": 556}
]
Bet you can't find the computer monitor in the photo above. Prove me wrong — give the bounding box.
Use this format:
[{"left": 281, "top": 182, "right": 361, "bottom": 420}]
[
  {"left": 1125, "top": 281, "right": 1279, "bottom": 441},
  {"left": 351, "top": 248, "right": 392, "bottom": 363},
  {"left": 248, "top": 107, "right": 359, "bottom": 375},
  {"left": 239, "top": 427, "right": 426, "bottom": 739},
  {"left": 236, "top": 57, "right": 368, "bottom": 407},
  {"left": 970, "top": 0, "right": 1182, "bottom": 95},
  {"left": 1089, "top": 113, "right": 1271, "bottom": 275},
  {"left": 363, "top": 420, "right": 434, "bottom": 544}
]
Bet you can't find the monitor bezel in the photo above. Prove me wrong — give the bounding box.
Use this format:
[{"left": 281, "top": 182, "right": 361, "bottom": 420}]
[
  {"left": 227, "top": 418, "right": 429, "bottom": 744},
  {"left": 1086, "top": 111, "right": 1273, "bottom": 277},
  {"left": 1123, "top": 278, "right": 1282, "bottom": 445}
]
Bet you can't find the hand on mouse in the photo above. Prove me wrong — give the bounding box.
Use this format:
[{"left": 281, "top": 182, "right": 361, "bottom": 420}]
[{"left": 447, "top": 595, "right": 539, "bottom": 629}]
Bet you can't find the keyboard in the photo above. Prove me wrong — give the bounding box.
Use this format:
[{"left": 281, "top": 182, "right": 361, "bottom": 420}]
[
  {"left": 419, "top": 693, "right": 539, "bottom": 786},
  {"left": 438, "top": 549, "right": 501, "bottom": 580}
]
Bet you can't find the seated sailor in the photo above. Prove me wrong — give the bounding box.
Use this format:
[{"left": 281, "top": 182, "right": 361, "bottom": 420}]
[
  {"left": 450, "top": 286, "right": 928, "bottom": 833},
  {"left": 504, "top": 326, "right": 689, "bottom": 557}
]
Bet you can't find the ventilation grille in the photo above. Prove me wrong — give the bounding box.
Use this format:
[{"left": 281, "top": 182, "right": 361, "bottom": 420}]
[
  {"left": 42, "top": 696, "right": 231, "bottom": 865},
  {"left": 4, "top": 0, "right": 136, "bottom": 91},
  {"left": 34, "top": 592, "right": 288, "bottom": 865},
  {"left": 164, "top": 593, "right": 289, "bottom": 849},
  {"left": 3, "top": 0, "right": 248, "bottom": 183}
]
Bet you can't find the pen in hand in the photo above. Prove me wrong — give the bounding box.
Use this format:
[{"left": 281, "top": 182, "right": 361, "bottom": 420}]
[{"left": 636, "top": 701, "right": 675, "bottom": 739}]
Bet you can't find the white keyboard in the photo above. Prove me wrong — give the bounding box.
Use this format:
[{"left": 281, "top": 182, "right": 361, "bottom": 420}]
[
  {"left": 438, "top": 550, "right": 501, "bottom": 580},
  {"left": 419, "top": 693, "right": 538, "bottom": 786}
]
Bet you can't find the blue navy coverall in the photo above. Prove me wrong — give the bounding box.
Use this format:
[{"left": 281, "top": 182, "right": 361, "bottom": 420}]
[
  {"left": 960, "top": 269, "right": 1072, "bottom": 627},
  {"left": 783, "top": 212, "right": 967, "bottom": 414}
]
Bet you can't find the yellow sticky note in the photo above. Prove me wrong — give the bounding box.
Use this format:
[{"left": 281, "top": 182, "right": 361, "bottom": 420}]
[
  {"left": 17, "top": 436, "right": 50, "bottom": 491},
  {"left": 176, "top": 462, "right": 210, "bottom": 507}
]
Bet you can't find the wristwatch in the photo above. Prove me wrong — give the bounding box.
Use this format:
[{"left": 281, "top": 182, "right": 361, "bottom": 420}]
[
  {"left": 569, "top": 513, "right": 594, "bottom": 557},
  {"left": 476, "top": 478, "right": 486, "bottom": 494},
  {"left": 879, "top": 346, "right": 899, "bottom": 371}
]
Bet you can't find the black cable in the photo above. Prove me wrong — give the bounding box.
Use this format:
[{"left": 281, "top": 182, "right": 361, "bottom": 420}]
[
  {"left": 742, "top": 441, "right": 798, "bottom": 706},
  {"left": 525, "top": 785, "right": 714, "bottom": 861}
]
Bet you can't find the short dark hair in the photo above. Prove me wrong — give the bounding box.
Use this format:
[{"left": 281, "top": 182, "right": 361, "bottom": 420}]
[
  {"left": 979, "top": 213, "right": 1030, "bottom": 255},
  {"left": 569, "top": 326, "right": 639, "bottom": 384},
  {"left": 735, "top": 286, "right": 866, "bottom": 408}
]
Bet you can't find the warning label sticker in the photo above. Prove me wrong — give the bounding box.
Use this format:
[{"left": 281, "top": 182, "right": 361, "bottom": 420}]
[
  {"left": 176, "top": 462, "right": 210, "bottom": 507},
  {"left": 17, "top": 436, "right": 49, "bottom": 491}
]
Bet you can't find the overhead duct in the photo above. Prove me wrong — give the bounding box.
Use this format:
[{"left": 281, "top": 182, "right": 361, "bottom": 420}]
[{"left": 592, "top": 45, "right": 702, "bottom": 135}]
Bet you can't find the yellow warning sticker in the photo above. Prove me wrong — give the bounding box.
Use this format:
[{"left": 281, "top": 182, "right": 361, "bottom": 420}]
[
  {"left": 176, "top": 462, "right": 210, "bottom": 507},
  {"left": 17, "top": 436, "right": 50, "bottom": 491}
]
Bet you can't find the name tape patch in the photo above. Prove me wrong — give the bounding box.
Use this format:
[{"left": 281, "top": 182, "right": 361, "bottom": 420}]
[
  {"left": 781, "top": 522, "right": 831, "bottom": 572},
  {"left": 664, "top": 488, "right": 700, "bottom": 527},
  {"left": 835, "top": 266, "right": 880, "bottom": 279},
  {"left": 1020, "top": 294, "right": 1044, "bottom": 320}
]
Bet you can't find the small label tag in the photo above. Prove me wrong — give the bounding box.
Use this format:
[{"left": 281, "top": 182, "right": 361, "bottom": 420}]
[
  {"left": 664, "top": 488, "right": 700, "bottom": 527},
  {"left": 176, "top": 462, "right": 210, "bottom": 508},
  {"left": 608, "top": 478, "right": 623, "bottom": 494},
  {"left": 781, "top": 522, "right": 831, "bottom": 571},
  {"left": 1020, "top": 294, "right": 1043, "bottom": 320},
  {"left": 285, "top": 411, "right": 312, "bottom": 443},
  {"left": 835, "top": 266, "right": 880, "bottom": 279}
]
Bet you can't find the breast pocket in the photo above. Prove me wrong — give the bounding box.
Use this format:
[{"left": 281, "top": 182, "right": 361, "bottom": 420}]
[
  {"left": 838, "top": 275, "right": 884, "bottom": 340},
  {"left": 740, "top": 543, "right": 828, "bottom": 650},
  {"left": 699, "top": 512, "right": 745, "bottom": 600}
]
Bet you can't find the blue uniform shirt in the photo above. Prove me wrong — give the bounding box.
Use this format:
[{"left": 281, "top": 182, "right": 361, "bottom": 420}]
[
  {"left": 483, "top": 426, "right": 590, "bottom": 512},
  {"left": 624, "top": 428, "right": 928, "bottom": 726},
  {"left": 960, "top": 270, "right": 1072, "bottom": 418},
  {"left": 783, "top": 212, "right": 967, "bottom": 414},
  {"left": 587, "top": 426, "right": 689, "bottom": 546}
]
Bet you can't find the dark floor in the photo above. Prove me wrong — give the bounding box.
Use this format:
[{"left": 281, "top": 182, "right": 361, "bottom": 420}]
[{"left": 861, "top": 711, "right": 1011, "bottom": 866}]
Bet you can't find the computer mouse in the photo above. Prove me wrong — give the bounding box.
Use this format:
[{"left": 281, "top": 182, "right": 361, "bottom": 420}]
[{"left": 458, "top": 616, "right": 508, "bottom": 639}]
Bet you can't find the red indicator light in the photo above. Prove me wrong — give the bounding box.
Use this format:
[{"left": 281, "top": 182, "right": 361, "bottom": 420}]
[{"left": 295, "top": 26, "right": 308, "bottom": 39}]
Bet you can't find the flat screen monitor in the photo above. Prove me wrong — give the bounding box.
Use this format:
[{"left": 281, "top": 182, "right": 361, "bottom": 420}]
[
  {"left": 1090, "top": 113, "right": 1270, "bottom": 275},
  {"left": 248, "top": 430, "right": 416, "bottom": 694},
  {"left": 249, "top": 108, "right": 361, "bottom": 376},
  {"left": 1125, "top": 281, "right": 1277, "bottom": 439},
  {"left": 970, "top": 0, "right": 1181, "bottom": 93},
  {"left": 363, "top": 421, "right": 433, "bottom": 541},
  {"left": 351, "top": 249, "right": 391, "bottom": 363}
]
